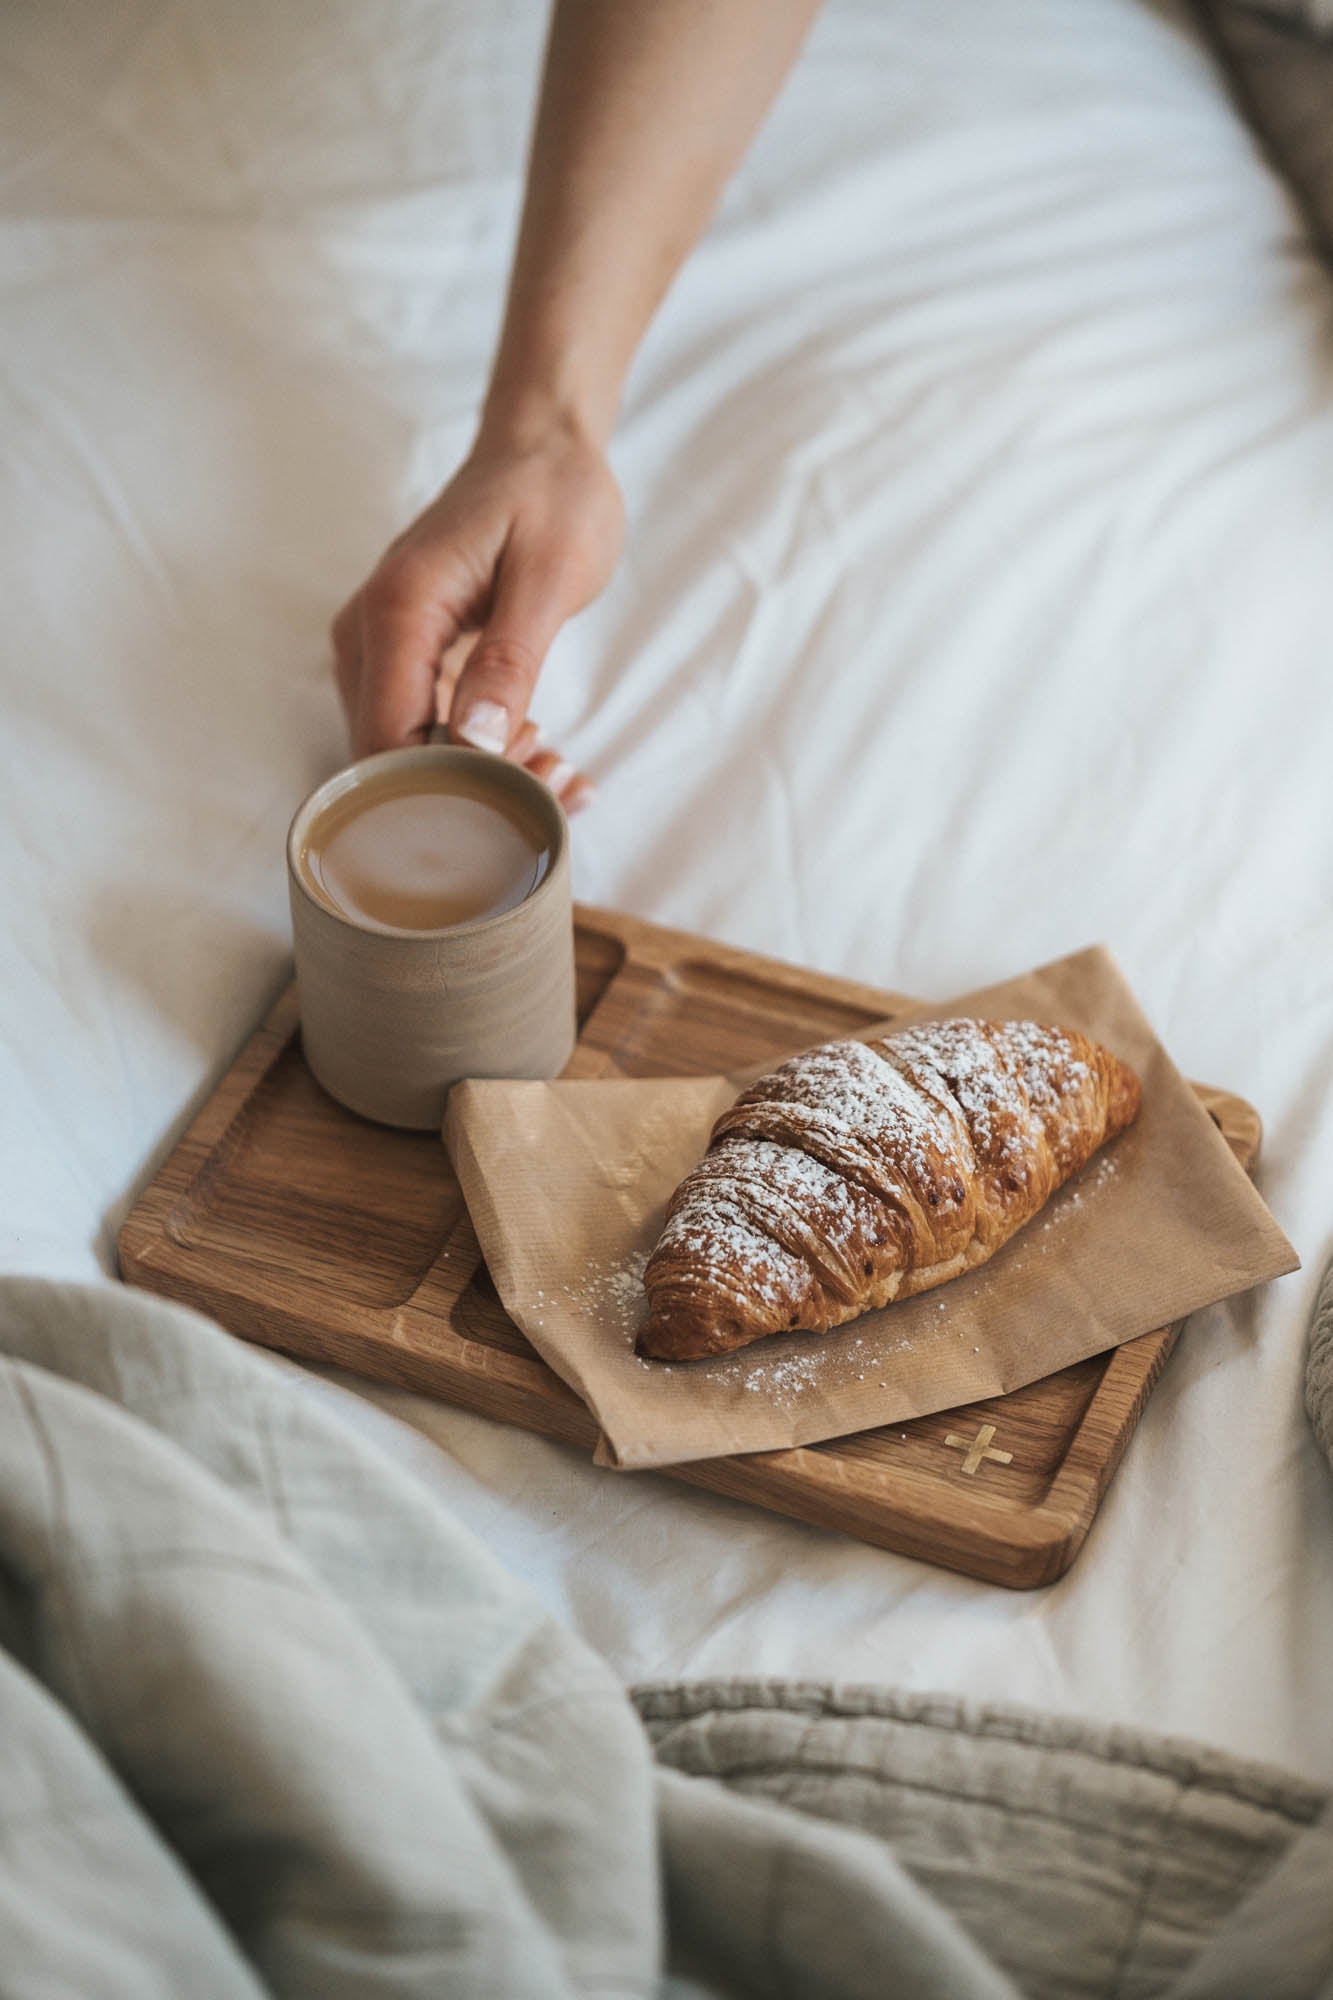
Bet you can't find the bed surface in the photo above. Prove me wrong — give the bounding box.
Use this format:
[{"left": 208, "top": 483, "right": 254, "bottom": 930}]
[{"left": 3, "top": 0, "right": 1332, "bottom": 1776}]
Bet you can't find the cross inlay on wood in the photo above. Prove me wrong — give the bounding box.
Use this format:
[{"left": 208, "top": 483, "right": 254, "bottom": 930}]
[{"left": 944, "top": 1423, "right": 1013, "bottom": 1477}]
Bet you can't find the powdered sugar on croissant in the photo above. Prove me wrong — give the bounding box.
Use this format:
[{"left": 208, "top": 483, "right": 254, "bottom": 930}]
[{"left": 638, "top": 1018, "right": 1141, "bottom": 1362}]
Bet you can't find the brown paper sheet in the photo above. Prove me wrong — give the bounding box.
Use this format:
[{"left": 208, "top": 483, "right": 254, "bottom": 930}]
[{"left": 444, "top": 946, "right": 1298, "bottom": 1471}]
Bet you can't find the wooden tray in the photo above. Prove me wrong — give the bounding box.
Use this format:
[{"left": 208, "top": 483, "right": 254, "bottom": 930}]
[{"left": 119, "top": 906, "right": 1260, "bottom": 1589}]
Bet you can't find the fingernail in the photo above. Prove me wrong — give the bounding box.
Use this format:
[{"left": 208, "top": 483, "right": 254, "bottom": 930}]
[
  {"left": 545, "top": 759, "right": 575, "bottom": 793},
  {"left": 456, "top": 699, "right": 509, "bottom": 755}
]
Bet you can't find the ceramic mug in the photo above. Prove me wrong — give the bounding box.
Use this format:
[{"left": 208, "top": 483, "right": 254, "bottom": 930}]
[{"left": 287, "top": 744, "right": 576, "bottom": 1129}]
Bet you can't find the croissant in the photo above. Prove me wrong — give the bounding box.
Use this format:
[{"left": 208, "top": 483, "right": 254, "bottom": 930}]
[{"left": 639, "top": 1018, "right": 1141, "bottom": 1362}]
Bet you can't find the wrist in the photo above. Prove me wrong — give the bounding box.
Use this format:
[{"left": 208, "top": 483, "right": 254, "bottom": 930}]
[
  {"left": 479, "top": 328, "right": 624, "bottom": 456},
  {"left": 476, "top": 387, "right": 608, "bottom": 462}
]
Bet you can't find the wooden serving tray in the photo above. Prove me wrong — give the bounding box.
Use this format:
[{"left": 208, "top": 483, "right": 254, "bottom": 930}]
[{"left": 119, "top": 906, "right": 1260, "bottom": 1589}]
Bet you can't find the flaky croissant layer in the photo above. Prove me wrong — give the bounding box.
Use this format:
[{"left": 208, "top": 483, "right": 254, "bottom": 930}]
[{"left": 638, "top": 1018, "right": 1141, "bottom": 1362}]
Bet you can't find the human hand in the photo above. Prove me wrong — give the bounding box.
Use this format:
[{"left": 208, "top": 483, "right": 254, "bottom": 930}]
[{"left": 331, "top": 414, "right": 623, "bottom": 812}]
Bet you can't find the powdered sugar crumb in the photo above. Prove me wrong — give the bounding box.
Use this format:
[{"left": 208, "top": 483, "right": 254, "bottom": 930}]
[{"left": 558, "top": 1249, "right": 652, "bottom": 1349}]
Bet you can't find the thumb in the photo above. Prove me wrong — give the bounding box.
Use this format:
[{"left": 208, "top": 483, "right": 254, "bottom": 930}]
[{"left": 448, "top": 541, "right": 570, "bottom": 755}]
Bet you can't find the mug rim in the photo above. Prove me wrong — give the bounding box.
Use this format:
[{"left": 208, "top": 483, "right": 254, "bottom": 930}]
[{"left": 286, "top": 743, "right": 570, "bottom": 944}]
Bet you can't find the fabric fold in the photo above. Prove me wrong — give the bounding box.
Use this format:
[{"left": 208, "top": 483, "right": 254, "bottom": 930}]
[{"left": 0, "top": 1277, "right": 1328, "bottom": 1999}]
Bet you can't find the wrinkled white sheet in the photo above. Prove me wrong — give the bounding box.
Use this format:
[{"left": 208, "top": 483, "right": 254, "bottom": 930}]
[{"left": 3, "top": 0, "right": 1332, "bottom": 1780}]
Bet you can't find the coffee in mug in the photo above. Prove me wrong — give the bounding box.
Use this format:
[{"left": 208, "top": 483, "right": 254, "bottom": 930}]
[
  {"left": 287, "top": 746, "right": 576, "bottom": 1129},
  {"left": 296, "top": 763, "right": 552, "bottom": 933}
]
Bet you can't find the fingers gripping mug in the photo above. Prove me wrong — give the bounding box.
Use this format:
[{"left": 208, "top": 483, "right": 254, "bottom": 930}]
[{"left": 287, "top": 745, "right": 576, "bottom": 1129}]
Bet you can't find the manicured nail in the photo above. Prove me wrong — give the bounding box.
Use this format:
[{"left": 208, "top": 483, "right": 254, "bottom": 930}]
[
  {"left": 456, "top": 699, "right": 509, "bottom": 755},
  {"left": 545, "top": 759, "right": 575, "bottom": 794}
]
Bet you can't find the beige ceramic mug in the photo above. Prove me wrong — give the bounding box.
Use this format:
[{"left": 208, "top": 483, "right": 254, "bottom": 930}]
[{"left": 287, "top": 744, "right": 576, "bottom": 1129}]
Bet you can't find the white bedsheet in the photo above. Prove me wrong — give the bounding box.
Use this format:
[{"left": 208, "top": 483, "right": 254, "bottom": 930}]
[{"left": 4, "top": 0, "right": 1333, "bottom": 1779}]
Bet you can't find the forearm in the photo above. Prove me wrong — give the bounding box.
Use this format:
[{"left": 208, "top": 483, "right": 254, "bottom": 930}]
[
  {"left": 337, "top": 0, "right": 820, "bottom": 760},
  {"left": 483, "top": 0, "right": 823, "bottom": 447}
]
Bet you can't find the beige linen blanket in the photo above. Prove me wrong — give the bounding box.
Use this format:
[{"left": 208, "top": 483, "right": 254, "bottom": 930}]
[{"left": 0, "top": 1275, "right": 1329, "bottom": 1998}]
